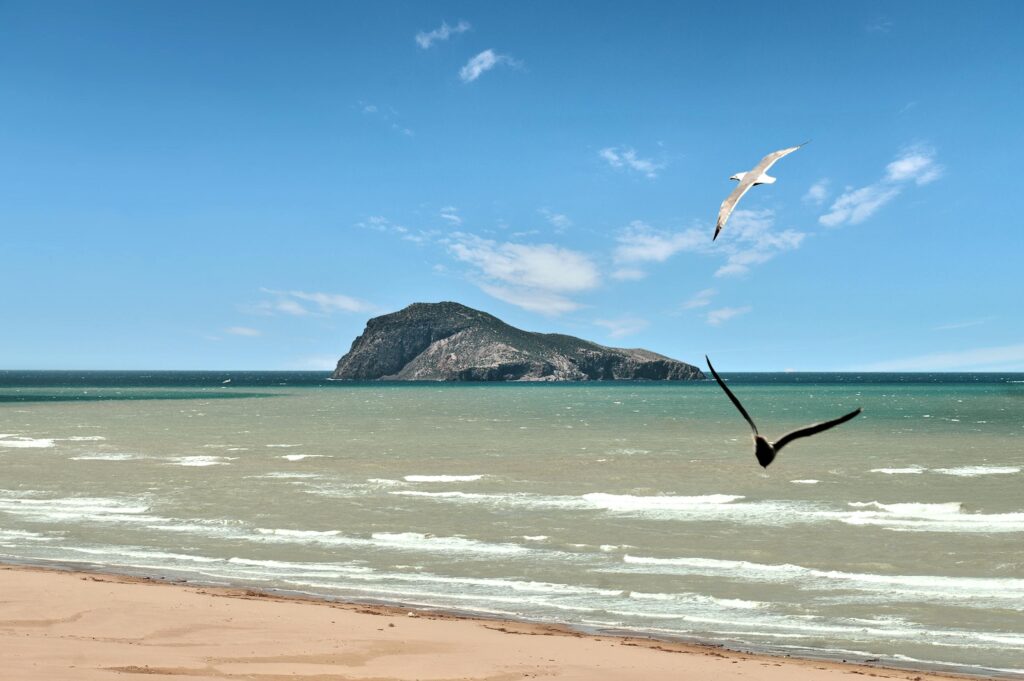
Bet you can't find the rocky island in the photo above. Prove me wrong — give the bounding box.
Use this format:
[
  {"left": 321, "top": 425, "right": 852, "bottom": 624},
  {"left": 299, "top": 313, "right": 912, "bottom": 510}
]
[{"left": 332, "top": 302, "right": 705, "bottom": 381}]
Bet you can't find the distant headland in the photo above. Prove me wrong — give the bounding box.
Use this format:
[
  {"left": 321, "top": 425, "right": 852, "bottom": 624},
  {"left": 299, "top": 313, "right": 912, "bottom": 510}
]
[{"left": 331, "top": 302, "right": 705, "bottom": 382}]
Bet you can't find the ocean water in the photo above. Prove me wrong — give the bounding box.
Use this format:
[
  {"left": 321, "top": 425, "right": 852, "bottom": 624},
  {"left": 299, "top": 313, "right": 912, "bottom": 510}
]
[{"left": 1, "top": 371, "right": 1022, "bottom": 676}]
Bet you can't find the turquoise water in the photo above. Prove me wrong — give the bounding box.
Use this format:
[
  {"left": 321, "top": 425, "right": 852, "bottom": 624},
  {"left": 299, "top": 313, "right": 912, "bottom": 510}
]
[{"left": 1, "top": 372, "right": 1022, "bottom": 676}]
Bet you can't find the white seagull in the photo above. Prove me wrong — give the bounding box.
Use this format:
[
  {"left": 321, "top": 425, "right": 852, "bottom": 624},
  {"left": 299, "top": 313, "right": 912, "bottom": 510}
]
[{"left": 714, "top": 143, "right": 805, "bottom": 241}]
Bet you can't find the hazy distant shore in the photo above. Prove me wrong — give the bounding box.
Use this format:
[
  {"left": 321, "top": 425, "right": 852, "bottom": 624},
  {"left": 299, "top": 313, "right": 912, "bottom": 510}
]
[{"left": 1, "top": 561, "right": 1008, "bottom": 681}]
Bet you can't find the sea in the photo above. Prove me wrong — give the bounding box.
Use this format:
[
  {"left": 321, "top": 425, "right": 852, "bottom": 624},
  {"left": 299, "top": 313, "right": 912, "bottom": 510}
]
[{"left": 1, "top": 371, "right": 1022, "bottom": 677}]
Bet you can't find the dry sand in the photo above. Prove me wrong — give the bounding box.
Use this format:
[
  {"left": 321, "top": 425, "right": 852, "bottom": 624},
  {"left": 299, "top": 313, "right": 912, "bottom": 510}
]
[{"left": 0, "top": 564, "right": 986, "bottom": 681}]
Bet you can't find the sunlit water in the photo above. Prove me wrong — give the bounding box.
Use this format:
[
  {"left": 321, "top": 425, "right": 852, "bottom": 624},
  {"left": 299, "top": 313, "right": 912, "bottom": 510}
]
[{"left": 1, "top": 371, "right": 1022, "bottom": 676}]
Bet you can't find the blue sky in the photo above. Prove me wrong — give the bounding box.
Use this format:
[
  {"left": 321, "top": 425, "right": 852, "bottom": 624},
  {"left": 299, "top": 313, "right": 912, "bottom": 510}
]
[{"left": 2, "top": 1, "right": 1022, "bottom": 371}]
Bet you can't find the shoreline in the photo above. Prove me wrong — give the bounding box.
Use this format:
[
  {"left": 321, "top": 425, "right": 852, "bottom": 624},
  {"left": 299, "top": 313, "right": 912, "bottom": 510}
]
[{"left": 1, "top": 560, "right": 1011, "bottom": 681}]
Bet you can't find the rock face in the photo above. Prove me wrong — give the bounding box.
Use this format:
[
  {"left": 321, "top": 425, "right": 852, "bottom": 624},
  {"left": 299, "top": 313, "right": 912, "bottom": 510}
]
[{"left": 332, "top": 302, "right": 705, "bottom": 382}]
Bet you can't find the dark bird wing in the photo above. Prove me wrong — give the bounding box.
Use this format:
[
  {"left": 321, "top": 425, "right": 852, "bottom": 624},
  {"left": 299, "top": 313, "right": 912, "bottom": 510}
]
[
  {"left": 772, "top": 408, "right": 862, "bottom": 453},
  {"left": 705, "top": 355, "right": 758, "bottom": 435},
  {"left": 714, "top": 180, "right": 755, "bottom": 241}
]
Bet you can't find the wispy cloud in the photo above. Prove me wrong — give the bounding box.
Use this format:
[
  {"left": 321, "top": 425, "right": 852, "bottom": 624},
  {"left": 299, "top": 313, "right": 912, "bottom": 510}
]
[
  {"left": 706, "top": 306, "right": 752, "bottom": 326},
  {"left": 594, "top": 317, "right": 649, "bottom": 339},
  {"left": 251, "top": 289, "right": 376, "bottom": 317},
  {"left": 612, "top": 210, "right": 803, "bottom": 279},
  {"left": 682, "top": 288, "right": 717, "bottom": 310},
  {"left": 415, "top": 20, "right": 471, "bottom": 49},
  {"left": 357, "top": 101, "right": 414, "bottom": 137},
  {"left": 611, "top": 268, "right": 647, "bottom": 281},
  {"left": 614, "top": 220, "right": 704, "bottom": 265},
  {"left": 713, "top": 210, "right": 805, "bottom": 277},
  {"left": 803, "top": 179, "right": 830, "bottom": 206},
  {"left": 226, "top": 326, "right": 261, "bottom": 337},
  {"left": 866, "top": 17, "right": 894, "bottom": 33},
  {"left": 356, "top": 215, "right": 432, "bottom": 243},
  {"left": 538, "top": 208, "right": 572, "bottom": 232},
  {"left": 599, "top": 146, "right": 664, "bottom": 179},
  {"left": 857, "top": 343, "right": 1024, "bottom": 371},
  {"left": 820, "top": 146, "right": 943, "bottom": 227},
  {"left": 459, "top": 49, "right": 518, "bottom": 83},
  {"left": 448, "top": 234, "right": 599, "bottom": 315},
  {"left": 477, "top": 284, "right": 581, "bottom": 316},
  {"left": 439, "top": 206, "right": 462, "bottom": 226}
]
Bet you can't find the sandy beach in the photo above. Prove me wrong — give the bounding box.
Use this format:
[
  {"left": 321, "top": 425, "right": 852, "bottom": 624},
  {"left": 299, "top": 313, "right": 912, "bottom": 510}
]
[{"left": 0, "top": 564, "right": 990, "bottom": 681}]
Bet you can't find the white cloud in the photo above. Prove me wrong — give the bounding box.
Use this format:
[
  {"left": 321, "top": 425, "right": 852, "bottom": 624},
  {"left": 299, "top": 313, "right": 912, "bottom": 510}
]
[
  {"left": 857, "top": 343, "right": 1024, "bottom": 371},
  {"left": 226, "top": 326, "right": 261, "bottom": 337},
  {"left": 356, "top": 215, "right": 432, "bottom": 243},
  {"left": 439, "top": 206, "right": 462, "bottom": 226},
  {"left": 713, "top": 210, "right": 806, "bottom": 277},
  {"left": 478, "top": 283, "right": 582, "bottom": 316},
  {"left": 706, "top": 306, "right": 752, "bottom": 326},
  {"left": 450, "top": 235, "right": 599, "bottom": 293},
  {"left": 594, "top": 317, "right": 649, "bottom": 339},
  {"left": 820, "top": 146, "right": 943, "bottom": 227},
  {"left": 682, "top": 288, "right": 716, "bottom": 309},
  {"left": 538, "top": 208, "right": 572, "bottom": 232},
  {"left": 614, "top": 221, "right": 704, "bottom": 264},
  {"left": 459, "top": 49, "right": 517, "bottom": 83},
  {"left": 819, "top": 185, "right": 901, "bottom": 227},
  {"left": 415, "top": 20, "right": 471, "bottom": 49},
  {"left": 358, "top": 101, "right": 414, "bottom": 137},
  {"left": 611, "top": 268, "right": 647, "bottom": 281},
  {"left": 611, "top": 210, "right": 803, "bottom": 279},
  {"left": 885, "top": 148, "right": 943, "bottom": 185},
  {"left": 449, "top": 234, "right": 599, "bottom": 315},
  {"left": 803, "top": 179, "right": 830, "bottom": 205},
  {"left": 599, "top": 146, "right": 665, "bottom": 179},
  {"left": 254, "top": 289, "right": 375, "bottom": 317}
]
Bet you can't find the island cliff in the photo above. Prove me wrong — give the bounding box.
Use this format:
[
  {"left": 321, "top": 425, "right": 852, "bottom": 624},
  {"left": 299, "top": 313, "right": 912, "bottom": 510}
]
[{"left": 331, "top": 302, "right": 705, "bottom": 382}]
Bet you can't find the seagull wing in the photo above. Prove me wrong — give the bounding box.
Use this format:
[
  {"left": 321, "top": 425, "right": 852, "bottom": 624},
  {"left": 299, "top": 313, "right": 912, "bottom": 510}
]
[
  {"left": 705, "top": 355, "right": 758, "bottom": 435},
  {"left": 714, "top": 180, "right": 755, "bottom": 241},
  {"left": 750, "top": 144, "right": 804, "bottom": 176},
  {"left": 772, "top": 408, "right": 862, "bottom": 453}
]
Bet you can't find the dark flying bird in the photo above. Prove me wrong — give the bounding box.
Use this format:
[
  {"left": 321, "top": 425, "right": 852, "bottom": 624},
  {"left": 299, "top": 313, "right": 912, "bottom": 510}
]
[
  {"left": 714, "top": 144, "right": 805, "bottom": 241},
  {"left": 705, "top": 355, "right": 861, "bottom": 469}
]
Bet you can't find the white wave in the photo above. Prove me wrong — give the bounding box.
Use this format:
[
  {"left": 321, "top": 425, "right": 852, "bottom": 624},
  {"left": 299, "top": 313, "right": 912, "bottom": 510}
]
[
  {"left": 391, "top": 490, "right": 490, "bottom": 500},
  {"left": 367, "top": 478, "right": 403, "bottom": 486},
  {"left": 790, "top": 479, "right": 819, "bottom": 484},
  {"left": 227, "top": 556, "right": 367, "bottom": 572},
  {"left": 257, "top": 528, "right": 342, "bottom": 539},
  {"left": 620, "top": 554, "right": 1024, "bottom": 606},
  {"left": 59, "top": 436, "right": 107, "bottom": 442},
  {"left": 255, "top": 472, "right": 321, "bottom": 479},
  {"left": 871, "top": 466, "right": 925, "bottom": 474},
  {"left": 582, "top": 493, "right": 744, "bottom": 513},
  {"left": 0, "top": 528, "right": 55, "bottom": 543},
  {"left": 281, "top": 454, "right": 324, "bottom": 461},
  {"left": 0, "top": 436, "right": 56, "bottom": 448},
  {"left": 265, "top": 444, "right": 301, "bottom": 448},
  {"left": 370, "top": 532, "right": 530, "bottom": 556},
  {"left": 70, "top": 453, "right": 137, "bottom": 461},
  {"left": 167, "top": 456, "right": 235, "bottom": 467},
  {"left": 0, "top": 494, "right": 159, "bottom": 524},
  {"left": 840, "top": 501, "right": 1024, "bottom": 532},
  {"left": 66, "top": 546, "right": 221, "bottom": 564},
  {"left": 933, "top": 466, "right": 1020, "bottom": 477},
  {"left": 404, "top": 474, "right": 485, "bottom": 482}
]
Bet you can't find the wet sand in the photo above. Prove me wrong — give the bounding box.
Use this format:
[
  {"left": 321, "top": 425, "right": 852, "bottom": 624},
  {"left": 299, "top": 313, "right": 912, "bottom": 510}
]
[{"left": 0, "top": 564, "right": 990, "bottom": 681}]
